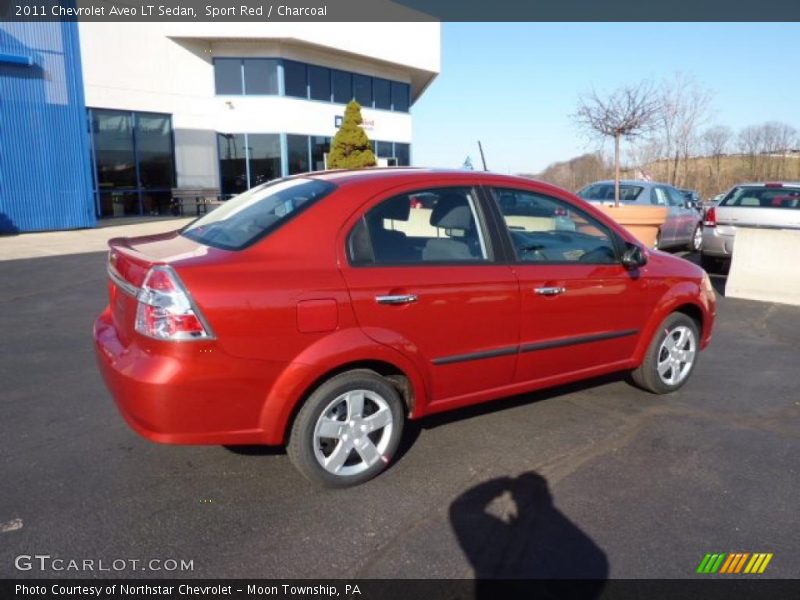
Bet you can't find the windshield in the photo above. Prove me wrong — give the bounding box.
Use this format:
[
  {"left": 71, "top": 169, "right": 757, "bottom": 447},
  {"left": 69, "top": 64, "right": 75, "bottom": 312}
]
[
  {"left": 182, "top": 178, "right": 336, "bottom": 250},
  {"left": 720, "top": 186, "right": 800, "bottom": 209},
  {"left": 578, "top": 183, "right": 643, "bottom": 201}
]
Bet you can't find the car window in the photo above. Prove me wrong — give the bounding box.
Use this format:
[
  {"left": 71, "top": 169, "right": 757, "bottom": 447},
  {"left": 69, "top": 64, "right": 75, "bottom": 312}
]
[
  {"left": 578, "top": 183, "right": 643, "bottom": 201},
  {"left": 720, "top": 186, "right": 800, "bottom": 209},
  {"left": 349, "top": 187, "right": 490, "bottom": 265},
  {"left": 492, "top": 188, "right": 618, "bottom": 264},
  {"left": 666, "top": 187, "right": 685, "bottom": 207},
  {"left": 651, "top": 187, "right": 669, "bottom": 206},
  {"left": 182, "top": 178, "right": 335, "bottom": 250}
]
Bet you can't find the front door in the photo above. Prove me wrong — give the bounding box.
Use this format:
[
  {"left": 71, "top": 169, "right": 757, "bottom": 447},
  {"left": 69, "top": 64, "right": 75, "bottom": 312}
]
[
  {"left": 340, "top": 185, "right": 520, "bottom": 404},
  {"left": 488, "top": 186, "right": 652, "bottom": 384}
]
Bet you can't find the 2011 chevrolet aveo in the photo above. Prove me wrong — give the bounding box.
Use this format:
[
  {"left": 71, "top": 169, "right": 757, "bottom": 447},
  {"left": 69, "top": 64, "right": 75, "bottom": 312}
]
[{"left": 94, "top": 169, "right": 716, "bottom": 487}]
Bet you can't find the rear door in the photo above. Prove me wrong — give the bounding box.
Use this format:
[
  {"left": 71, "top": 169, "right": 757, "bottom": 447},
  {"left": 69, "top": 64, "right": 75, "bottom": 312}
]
[
  {"left": 487, "top": 186, "right": 653, "bottom": 383},
  {"left": 667, "top": 185, "right": 696, "bottom": 243},
  {"left": 652, "top": 186, "right": 678, "bottom": 245},
  {"left": 339, "top": 185, "right": 520, "bottom": 405}
]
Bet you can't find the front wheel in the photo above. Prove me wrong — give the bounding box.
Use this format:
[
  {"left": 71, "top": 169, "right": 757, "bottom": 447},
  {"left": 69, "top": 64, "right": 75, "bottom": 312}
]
[
  {"left": 287, "top": 370, "right": 405, "bottom": 487},
  {"left": 630, "top": 313, "right": 700, "bottom": 394}
]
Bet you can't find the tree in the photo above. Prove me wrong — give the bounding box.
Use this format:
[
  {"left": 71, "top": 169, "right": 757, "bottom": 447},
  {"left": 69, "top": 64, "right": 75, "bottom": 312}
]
[
  {"left": 574, "top": 81, "right": 661, "bottom": 205},
  {"left": 656, "top": 73, "right": 713, "bottom": 187},
  {"left": 702, "top": 125, "right": 733, "bottom": 190},
  {"left": 327, "top": 100, "right": 377, "bottom": 169},
  {"left": 738, "top": 125, "right": 764, "bottom": 180}
]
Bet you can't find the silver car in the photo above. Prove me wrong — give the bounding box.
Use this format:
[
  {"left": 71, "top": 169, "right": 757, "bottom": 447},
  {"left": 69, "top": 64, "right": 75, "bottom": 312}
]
[
  {"left": 577, "top": 180, "right": 703, "bottom": 251},
  {"left": 701, "top": 182, "right": 800, "bottom": 271}
]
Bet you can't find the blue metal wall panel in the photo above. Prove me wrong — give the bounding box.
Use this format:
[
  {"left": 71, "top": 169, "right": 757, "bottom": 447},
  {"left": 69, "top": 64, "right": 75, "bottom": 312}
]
[{"left": 0, "top": 18, "right": 95, "bottom": 233}]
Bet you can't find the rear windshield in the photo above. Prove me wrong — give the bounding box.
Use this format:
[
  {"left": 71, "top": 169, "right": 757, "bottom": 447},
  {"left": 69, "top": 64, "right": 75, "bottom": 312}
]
[
  {"left": 720, "top": 186, "right": 800, "bottom": 209},
  {"left": 181, "top": 178, "right": 335, "bottom": 250},
  {"left": 578, "top": 184, "right": 643, "bottom": 201}
]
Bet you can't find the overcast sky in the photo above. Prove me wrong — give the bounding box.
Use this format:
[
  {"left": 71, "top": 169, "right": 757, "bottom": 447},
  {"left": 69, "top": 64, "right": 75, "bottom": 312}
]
[{"left": 411, "top": 22, "right": 800, "bottom": 174}]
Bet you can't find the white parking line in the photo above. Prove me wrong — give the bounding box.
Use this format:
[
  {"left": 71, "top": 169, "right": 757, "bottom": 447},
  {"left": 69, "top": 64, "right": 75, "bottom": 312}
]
[{"left": 0, "top": 518, "right": 23, "bottom": 533}]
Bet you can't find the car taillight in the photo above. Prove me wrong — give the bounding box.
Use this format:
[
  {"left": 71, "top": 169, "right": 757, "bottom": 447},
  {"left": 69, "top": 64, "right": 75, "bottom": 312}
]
[
  {"left": 135, "top": 266, "right": 214, "bottom": 341},
  {"left": 703, "top": 207, "right": 716, "bottom": 228}
]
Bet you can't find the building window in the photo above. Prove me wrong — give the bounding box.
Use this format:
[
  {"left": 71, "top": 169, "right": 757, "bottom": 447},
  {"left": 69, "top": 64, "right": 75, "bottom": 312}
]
[
  {"left": 311, "top": 136, "right": 331, "bottom": 171},
  {"left": 217, "top": 133, "right": 282, "bottom": 196},
  {"left": 92, "top": 110, "right": 137, "bottom": 190},
  {"left": 89, "top": 108, "right": 175, "bottom": 217},
  {"left": 243, "top": 58, "right": 279, "bottom": 94},
  {"left": 214, "top": 58, "right": 243, "bottom": 95},
  {"left": 284, "top": 60, "right": 308, "bottom": 98},
  {"left": 394, "top": 143, "right": 410, "bottom": 166},
  {"left": 332, "top": 70, "right": 353, "bottom": 104},
  {"left": 391, "top": 82, "right": 410, "bottom": 112},
  {"left": 353, "top": 74, "right": 372, "bottom": 107},
  {"left": 375, "top": 141, "right": 394, "bottom": 158},
  {"left": 136, "top": 114, "right": 174, "bottom": 189},
  {"left": 287, "top": 135, "right": 311, "bottom": 175},
  {"left": 212, "top": 58, "right": 410, "bottom": 112},
  {"left": 308, "top": 65, "right": 331, "bottom": 102},
  {"left": 248, "top": 134, "right": 282, "bottom": 187},
  {"left": 217, "top": 133, "right": 248, "bottom": 196},
  {"left": 373, "top": 78, "right": 391, "bottom": 110}
]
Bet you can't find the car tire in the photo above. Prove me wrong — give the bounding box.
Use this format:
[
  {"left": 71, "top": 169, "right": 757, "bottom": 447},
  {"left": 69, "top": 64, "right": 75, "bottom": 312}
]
[
  {"left": 630, "top": 313, "right": 700, "bottom": 394},
  {"left": 688, "top": 224, "right": 703, "bottom": 253},
  {"left": 653, "top": 231, "right": 661, "bottom": 250},
  {"left": 287, "top": 369, "right": 405, "bottom": 487}
]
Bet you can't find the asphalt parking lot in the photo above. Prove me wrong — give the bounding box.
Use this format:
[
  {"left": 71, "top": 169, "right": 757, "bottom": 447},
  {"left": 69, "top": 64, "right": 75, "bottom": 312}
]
[{"left": 1, "top": 249, "right": 799, "bottom": 580}]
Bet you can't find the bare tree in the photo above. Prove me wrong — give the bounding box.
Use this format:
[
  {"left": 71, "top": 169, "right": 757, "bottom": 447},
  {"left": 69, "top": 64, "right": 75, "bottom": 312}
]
[
  {"left": 738, "top": 125, "right": 764, "bottom": 180},
  {"left": 656, "top": 73, "right": 713, "bottom": 187},
  {"left": 574, "top": 81, "right": 661, "bottom": 205},
  {"left": 702, "top": 125, "right": 733, "bottom": 190}
]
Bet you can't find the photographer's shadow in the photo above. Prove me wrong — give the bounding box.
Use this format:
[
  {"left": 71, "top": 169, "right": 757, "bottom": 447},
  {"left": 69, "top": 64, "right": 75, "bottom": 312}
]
[{"left": 449, "top": 471, "right": 608, "bottom": 598}]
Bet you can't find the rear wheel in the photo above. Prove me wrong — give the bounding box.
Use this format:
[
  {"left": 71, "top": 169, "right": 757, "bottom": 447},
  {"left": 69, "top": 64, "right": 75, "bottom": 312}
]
[
  {"left": 631, "top": 313, "right": 700, "bottom": 394},
  {"left": 688, "top": 224, "right": 703, "bottom": 253},
  {"left": 287, "top": 370, "right": 405, "bottom": 487}
]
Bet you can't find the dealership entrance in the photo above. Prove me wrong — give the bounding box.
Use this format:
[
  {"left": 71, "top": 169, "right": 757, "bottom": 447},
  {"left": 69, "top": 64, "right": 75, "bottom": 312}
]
[{"left": 88, "top": 108, "right": 176, "bottom": 218}]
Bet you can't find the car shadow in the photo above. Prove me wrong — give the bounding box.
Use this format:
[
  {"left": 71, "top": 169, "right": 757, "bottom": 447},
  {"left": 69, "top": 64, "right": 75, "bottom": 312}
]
[
  {"left": 221, "top": 374, "right": 624, "bottom": 469},
  {"left": 418, "top": 372, "right": 627, "bottom": 432},
  {"left": 450, "top": 471, "right": 608, "bottom": 597},
  {"left": 223, "top": 444, "right": 286, "bottom": 456}
]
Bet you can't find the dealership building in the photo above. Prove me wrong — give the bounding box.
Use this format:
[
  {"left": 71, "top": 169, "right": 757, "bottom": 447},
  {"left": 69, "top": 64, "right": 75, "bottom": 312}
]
[{"left": 0, "top": 21, "right": 440, "bottom": 232}]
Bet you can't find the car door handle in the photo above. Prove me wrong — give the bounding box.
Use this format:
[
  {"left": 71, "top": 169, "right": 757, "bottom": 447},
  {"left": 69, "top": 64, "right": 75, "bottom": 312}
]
[
  {"left": 375, "top": 294, "right": 418, "bottom": 305},
  {"left": 534, "top": 286, "right": 566, "bottom": 296}
]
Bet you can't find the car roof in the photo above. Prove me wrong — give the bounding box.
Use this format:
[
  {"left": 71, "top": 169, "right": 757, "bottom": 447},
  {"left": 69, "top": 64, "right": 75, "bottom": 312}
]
[
  {"left": 302, "top": 167, "right": 555, "bottom": 189},
  {"left": 583, "top": 179, "right": 665, "bottom": 188},
  {"left": 731, "top": 182, "right": 800, "bottom": 187}
]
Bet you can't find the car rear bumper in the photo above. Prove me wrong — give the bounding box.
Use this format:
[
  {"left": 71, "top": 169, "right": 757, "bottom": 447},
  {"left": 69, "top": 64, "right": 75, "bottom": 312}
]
[
  {"left": 93, "top": 307, "right": 284, "bottom": 445},
  {"left": 701, "top": 228, "right": 734, "bottom": 258}
]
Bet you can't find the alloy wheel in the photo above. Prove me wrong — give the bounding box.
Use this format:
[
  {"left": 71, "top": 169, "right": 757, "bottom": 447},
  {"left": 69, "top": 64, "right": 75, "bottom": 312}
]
[
  {"left": 656, "top": 325, "right": 696, "bottom": 386},
  {"left": 312, "top": 389, "right": 394, "bottom": 477}
]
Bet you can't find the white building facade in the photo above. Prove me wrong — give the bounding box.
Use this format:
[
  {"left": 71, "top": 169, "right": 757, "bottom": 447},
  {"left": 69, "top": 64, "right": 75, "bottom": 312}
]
[{"left": 78, "top": 23, "right": 440, "bottom": 217}]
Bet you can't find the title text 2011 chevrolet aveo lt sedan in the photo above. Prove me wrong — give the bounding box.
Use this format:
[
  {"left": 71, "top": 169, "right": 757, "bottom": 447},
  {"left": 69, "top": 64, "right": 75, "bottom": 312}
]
[{"left": 94, "top": 169, "right": 716, "bottom": 487}]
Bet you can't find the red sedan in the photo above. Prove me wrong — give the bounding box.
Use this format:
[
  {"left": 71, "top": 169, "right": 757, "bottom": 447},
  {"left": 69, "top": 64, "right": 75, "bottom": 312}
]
[{"left": 94, "top": 169, "right": 716, "bottom": 486}]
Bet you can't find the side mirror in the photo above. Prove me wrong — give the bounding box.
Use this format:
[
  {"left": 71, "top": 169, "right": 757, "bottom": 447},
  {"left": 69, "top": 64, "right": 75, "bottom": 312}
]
[{"left": 621, "top": 242, "right": 647, "bottom": 270}]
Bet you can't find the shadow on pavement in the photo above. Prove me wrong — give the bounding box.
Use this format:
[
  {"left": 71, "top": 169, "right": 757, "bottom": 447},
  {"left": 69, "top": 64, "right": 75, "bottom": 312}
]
[
  {"left": 680, "top": 251, "right": 728, "bottom": 296},
  {"left": 420, "top": 372, "right": 627, "bottom": 431},
  {"left": 450, "top": 471, "right": 608, "bottom": 597}
]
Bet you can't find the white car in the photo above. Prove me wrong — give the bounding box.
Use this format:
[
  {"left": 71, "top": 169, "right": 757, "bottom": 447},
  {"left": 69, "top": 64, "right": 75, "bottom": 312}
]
[{"left": 701, "top": 182, "right": 800, "bottom": 271}]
